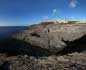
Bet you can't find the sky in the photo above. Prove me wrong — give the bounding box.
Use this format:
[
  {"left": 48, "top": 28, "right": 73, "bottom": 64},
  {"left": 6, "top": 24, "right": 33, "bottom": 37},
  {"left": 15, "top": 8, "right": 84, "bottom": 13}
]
[{"left": 0, "top": 0, "right": 86, "bottom": 26}]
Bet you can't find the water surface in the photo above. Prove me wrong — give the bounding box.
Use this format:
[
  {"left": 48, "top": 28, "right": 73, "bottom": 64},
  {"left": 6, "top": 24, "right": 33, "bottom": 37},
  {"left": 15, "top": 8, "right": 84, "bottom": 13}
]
[{"left": 0, "top": 26, "right": 27, "bottom": 39}]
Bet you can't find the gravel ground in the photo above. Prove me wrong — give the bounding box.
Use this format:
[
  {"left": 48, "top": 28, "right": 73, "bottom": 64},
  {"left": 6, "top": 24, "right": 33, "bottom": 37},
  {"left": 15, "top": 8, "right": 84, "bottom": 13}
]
[{"left": 0, "top": 52, "right": 86, "bottom": 70}]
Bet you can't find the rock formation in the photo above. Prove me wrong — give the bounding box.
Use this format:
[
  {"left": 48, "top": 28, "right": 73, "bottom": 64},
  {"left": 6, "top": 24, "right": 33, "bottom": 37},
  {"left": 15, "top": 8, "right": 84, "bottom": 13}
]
[{"left": 12, "top": 21, "right": 86, "bottom": 53}]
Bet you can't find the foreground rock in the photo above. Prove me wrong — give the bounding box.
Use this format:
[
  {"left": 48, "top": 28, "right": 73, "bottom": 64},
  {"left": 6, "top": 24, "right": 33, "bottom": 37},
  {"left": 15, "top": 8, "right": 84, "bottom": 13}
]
[
  {"left": 0, "top": 52, "right": 86, "bottom": 70},
  {"left": 12, "top": 21, "right": 86, "bottom": 53}
]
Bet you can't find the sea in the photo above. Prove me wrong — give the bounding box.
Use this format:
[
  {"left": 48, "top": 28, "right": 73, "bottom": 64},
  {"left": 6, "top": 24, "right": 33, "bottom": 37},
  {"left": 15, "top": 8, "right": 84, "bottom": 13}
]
[{"left": 0, "top": 26, "right": 27, "bottom": 39}]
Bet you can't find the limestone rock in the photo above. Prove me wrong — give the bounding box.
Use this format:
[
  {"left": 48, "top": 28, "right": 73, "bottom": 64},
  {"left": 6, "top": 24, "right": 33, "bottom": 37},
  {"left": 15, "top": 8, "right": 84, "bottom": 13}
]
[{"left": 12, "top": 22, "right": 86, "bottom": 53}]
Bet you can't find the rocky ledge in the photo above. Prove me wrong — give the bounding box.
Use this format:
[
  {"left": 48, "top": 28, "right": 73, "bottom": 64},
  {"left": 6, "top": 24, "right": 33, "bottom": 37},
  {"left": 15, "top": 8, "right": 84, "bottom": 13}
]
[{"left": 12, "top": 21, "right": 86, "bottom": 54}]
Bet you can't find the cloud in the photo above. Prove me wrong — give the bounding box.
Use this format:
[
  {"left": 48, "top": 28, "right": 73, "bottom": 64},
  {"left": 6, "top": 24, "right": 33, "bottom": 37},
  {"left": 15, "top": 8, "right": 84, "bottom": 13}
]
[
  {"left": 70, "top": 16, "right": 75, "bottom": 19},
  {"left": 53, "top": 9, "right": 57, "bottom": 13},
  {"left": 43, "top": 16, "right": 49, "bottom": 20},
  {"left": 69, "top": 0, "right": 78, "bottom": 8},
  {"left": 42, "top": 16, "right": 49, "bottom": 22},
  {"left": 52, "top": 9, "right": 57, "bottom": 15}
]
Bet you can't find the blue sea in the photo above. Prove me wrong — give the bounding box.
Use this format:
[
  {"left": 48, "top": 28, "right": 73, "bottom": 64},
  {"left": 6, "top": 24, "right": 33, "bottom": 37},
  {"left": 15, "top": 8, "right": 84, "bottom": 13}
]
[{"left": 0, "top": 26, "right": 27, "bottom": 39}]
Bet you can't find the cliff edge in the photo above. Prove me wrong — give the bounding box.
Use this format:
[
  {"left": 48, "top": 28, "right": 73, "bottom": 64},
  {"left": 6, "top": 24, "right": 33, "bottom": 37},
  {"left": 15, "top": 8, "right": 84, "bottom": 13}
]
[{"left": 12, "top": 21, "right": 86, "bottom": 53}]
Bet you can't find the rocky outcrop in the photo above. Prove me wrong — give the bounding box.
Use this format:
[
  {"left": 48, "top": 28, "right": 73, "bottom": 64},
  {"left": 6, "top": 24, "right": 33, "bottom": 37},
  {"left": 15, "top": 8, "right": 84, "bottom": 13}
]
[{"left": 12, "top": 22, "right": 86, "bottom": 53}]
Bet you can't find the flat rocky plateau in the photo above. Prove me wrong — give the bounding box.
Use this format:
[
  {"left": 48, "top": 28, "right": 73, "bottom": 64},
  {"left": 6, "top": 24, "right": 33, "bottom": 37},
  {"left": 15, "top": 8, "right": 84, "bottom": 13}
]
[{"left": 0, "top": 21, "right": 86, "bottom": 70}]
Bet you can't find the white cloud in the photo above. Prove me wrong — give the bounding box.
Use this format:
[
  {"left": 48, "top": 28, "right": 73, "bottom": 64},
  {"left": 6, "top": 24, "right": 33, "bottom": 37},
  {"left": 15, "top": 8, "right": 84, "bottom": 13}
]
[
  {"left": 52, "top": 9, "right": 57, "bottom": 15},
  {"left": 69, "top": 0, "right": 78, "bottom": 8},
  {"left": 70, "top": 16, "right": 75, "bottom": 19},
  {"left": 53, "top": 9, "right": 57, "bottom": 13},
  {"left": 42, "top": 16, "right": 49, "bottom": 22},
  {"left": 43, "top": 16, "right": 49, "bottom": 19}
]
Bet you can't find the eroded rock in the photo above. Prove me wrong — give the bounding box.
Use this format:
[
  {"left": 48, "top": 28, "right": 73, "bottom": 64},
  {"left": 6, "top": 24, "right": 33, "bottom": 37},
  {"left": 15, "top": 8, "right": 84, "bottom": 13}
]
[{"left": 12, "top": 22, "right": 86, "bottom": 53}]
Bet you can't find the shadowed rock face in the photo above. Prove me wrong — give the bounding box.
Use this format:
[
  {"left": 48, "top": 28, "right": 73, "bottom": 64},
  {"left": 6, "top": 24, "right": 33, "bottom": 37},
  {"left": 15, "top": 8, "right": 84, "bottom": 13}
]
[{"left": 12, "top": 23, "right": 86, "bottom": 53}]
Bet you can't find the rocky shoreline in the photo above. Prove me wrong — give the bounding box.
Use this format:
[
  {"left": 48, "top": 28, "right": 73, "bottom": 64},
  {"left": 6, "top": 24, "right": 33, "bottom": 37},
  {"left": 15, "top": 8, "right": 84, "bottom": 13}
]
[{"left": 0, "top": 21, "right": 86, "bottom": 70}]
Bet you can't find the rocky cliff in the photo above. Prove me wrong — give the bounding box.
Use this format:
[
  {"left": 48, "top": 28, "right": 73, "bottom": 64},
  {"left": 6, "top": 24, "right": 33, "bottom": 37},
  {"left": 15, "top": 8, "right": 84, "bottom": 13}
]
[
  {"left": 12, "top": 21, "right": 86, "bottom": 54},
  {"left": 0, "top": 21, "right": 86, "bottom": 70}
]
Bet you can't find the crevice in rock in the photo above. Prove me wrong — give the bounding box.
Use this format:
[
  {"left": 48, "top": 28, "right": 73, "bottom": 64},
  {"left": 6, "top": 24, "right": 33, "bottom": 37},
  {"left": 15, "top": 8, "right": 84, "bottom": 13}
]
[
  {"left": 47, "top": 28, "right": 50, "bottom": 49},
  {"left": 30, "top": 32, "right": 40, "bottom": 37}
]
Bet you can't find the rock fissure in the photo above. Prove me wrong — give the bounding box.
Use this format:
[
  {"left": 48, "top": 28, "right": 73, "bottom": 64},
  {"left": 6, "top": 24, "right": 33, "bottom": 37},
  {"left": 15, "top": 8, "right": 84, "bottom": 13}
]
[
  {"left": 31, "top": 32, "right": 40, "bottom": 37},
  {"left": 47, "top": 29, "right": 50, "bottom": 50}
]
